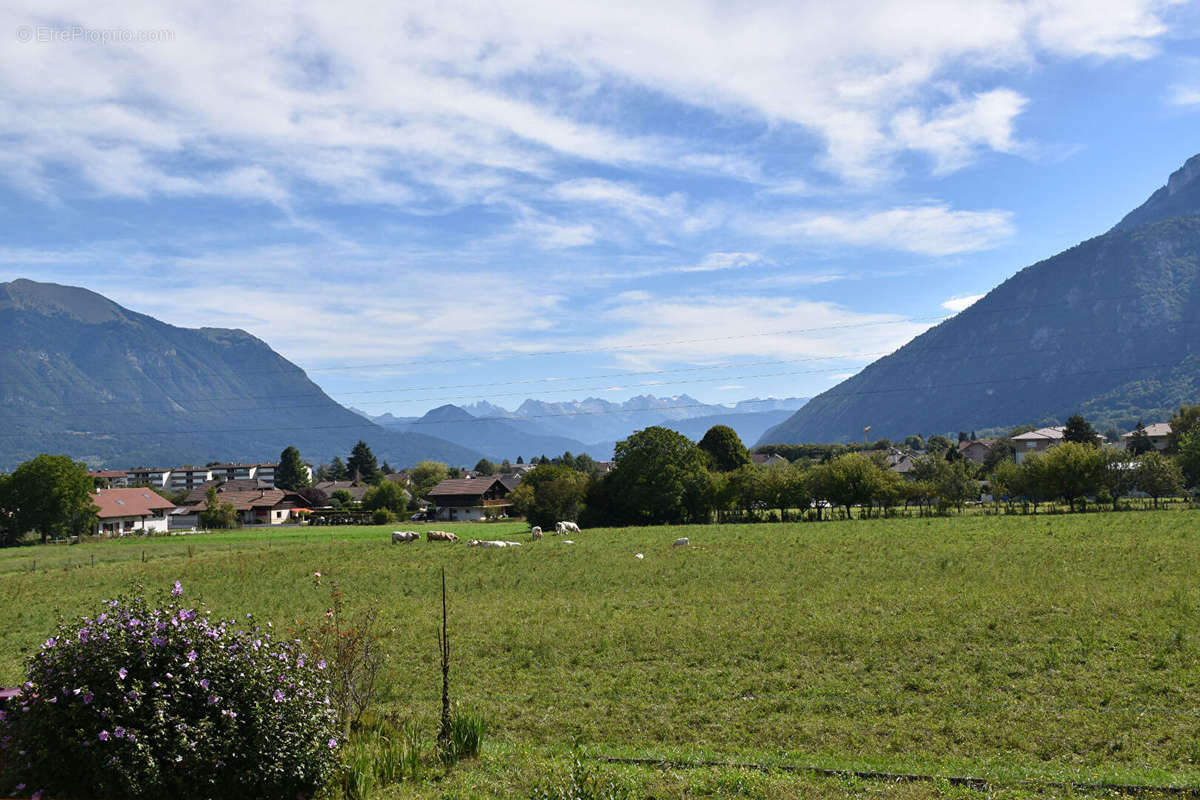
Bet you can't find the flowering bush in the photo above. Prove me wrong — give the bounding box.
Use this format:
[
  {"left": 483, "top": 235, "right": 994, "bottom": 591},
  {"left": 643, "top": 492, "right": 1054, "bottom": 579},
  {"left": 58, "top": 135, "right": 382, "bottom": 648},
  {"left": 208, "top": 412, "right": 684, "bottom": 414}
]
[{"left": 1, "top": 583, "right": 339, "bottom": 799}]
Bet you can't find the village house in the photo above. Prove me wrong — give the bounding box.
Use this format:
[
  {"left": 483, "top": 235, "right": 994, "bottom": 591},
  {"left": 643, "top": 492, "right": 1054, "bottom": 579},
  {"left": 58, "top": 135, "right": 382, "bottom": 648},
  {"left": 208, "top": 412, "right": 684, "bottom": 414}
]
[
  {"left": 751, "top": 453, "right": 789, "bottom": 468},
  {"left": 91, "top": 487, "right": 177, "bottom": 536},
  {"left": 957, "top": 439, "right": 996, "bottom": 463},
  {"left": 1120, "top": 422, "right": 1172, "bottom": 451},
  {"left": 427, "top": 476, "right": 511, "bottom": 522},
  {"left": 1012, "top": 426, "right": 1106, "bottom": 463},
  {"left": 176, "top": 481, "right": 309, "bottom": 527}
]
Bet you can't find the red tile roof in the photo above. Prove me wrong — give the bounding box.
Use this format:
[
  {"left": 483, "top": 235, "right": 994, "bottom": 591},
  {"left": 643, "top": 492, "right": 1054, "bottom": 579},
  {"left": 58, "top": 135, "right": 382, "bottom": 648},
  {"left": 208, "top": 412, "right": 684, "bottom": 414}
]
[{"left": 91, "top": 488, "right": 175, "bottom": 519}]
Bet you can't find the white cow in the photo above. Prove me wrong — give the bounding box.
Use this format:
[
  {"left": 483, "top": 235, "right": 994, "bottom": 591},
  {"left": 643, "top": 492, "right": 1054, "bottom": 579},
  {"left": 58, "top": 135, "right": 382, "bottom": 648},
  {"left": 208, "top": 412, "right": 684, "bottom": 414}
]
[
  {"left": 467, "top": 539, "right": 522, "bottom": 548},
  {"left": 426, "top": 530, "right": 459, "bottom": 542},
  {"left": 530, "top": 526, "right": 543, "bottom": 540},
  {"left": 391, "top": 530, "right": 420, "bottom": 543},
  {"left": 673, "top": 537, "right": 690, "bottom": 547},
  {"left": 555, "top": 521, "right": 581, "bottom": 535}
]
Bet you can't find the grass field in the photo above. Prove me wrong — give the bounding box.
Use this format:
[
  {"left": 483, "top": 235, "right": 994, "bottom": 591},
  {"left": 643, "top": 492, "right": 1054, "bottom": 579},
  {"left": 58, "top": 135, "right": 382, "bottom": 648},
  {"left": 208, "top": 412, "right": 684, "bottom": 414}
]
[{"left": 0, "top": 512, "right": 1197, "bottom": 798}]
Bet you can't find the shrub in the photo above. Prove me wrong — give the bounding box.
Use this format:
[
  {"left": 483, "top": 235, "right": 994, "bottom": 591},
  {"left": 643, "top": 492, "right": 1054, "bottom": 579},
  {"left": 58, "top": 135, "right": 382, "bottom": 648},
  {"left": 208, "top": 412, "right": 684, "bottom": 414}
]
[
  {"left": 1, "top": 583, "right": 339, "bottom": 800},
  {"left": 370, "top": 508, "right": 394, "bottom": 525}
]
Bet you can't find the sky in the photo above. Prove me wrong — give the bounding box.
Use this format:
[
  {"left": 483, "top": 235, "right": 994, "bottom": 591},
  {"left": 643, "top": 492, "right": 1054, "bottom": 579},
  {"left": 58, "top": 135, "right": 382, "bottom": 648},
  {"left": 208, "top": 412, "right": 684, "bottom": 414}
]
[{"left": 2, "top": 0, "right": 1199, "bottom": 419}]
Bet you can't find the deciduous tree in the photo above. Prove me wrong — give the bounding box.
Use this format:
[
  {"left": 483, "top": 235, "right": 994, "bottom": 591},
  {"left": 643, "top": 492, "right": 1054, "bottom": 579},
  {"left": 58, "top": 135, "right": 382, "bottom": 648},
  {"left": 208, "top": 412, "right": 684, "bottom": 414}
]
[
  {"left": 0, "top": 454, "right": 97, "bottom": 544},
  {"left": 698, "top": 425, "right": 751, "bottom": 472}
]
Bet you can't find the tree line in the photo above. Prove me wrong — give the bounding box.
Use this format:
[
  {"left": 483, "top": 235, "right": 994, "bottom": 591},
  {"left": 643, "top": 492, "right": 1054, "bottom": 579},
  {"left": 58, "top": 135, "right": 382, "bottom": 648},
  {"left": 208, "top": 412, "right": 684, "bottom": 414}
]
[{"left": 512, "top": 406, "right": 1200, "bottom": 528}]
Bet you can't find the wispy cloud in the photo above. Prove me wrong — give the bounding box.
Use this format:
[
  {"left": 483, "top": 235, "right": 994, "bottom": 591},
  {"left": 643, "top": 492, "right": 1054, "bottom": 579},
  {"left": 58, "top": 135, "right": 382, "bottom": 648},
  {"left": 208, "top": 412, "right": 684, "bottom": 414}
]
[
  {"left": 754, "top": 205, "right": 1015, "bottom": 256},
  {"left": 941, "top": 293, "right": 986, "bottom": 312}
]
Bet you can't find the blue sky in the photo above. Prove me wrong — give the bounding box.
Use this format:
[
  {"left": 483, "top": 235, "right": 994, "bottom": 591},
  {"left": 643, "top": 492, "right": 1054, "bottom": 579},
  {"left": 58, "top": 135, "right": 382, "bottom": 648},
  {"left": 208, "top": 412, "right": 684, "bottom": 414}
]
[{"left": 2, "top": 0, "right": 1199, "bottom": 418}]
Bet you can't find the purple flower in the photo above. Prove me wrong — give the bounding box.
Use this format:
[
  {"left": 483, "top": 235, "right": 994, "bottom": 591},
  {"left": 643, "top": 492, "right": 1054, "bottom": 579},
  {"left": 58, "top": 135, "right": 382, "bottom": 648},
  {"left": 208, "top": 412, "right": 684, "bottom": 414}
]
[
  {"left": 113, "top": 727, "right": 125, "bottom": 739},
  {"left": 186, "top": 650, "right": 197, "bottom": 662},
  {"left": 171, "top": 581, "right": 183, "bottom": 596},
  {"left": 272, "top": 689, "right": 284, "bottom": 703},
  {"left": 77, "top": 629, "right": 89, "bottom": 643},
  {"left": 98, "top": 730, "right": 110, "bottom": 741},
  {"left": 328, "top": 738, "right": 338, "bottom": 749},
  {"left": 117, "top": 668, "right": 127, "bottom": 680},
  {"left": 207, "top": 695, "right": 219, "bottom": 705},
  {"left": 83, "top": 692, "right": 94, "bottom": 705},
  {"left": 316, "top": 659, "right": 326, "bottom": 670},
  {"left": 42, "top": 637, "right": 56, "bottom": 649},
  {"left": 199, "top": 679, "right": 210, "bottom": 690}
]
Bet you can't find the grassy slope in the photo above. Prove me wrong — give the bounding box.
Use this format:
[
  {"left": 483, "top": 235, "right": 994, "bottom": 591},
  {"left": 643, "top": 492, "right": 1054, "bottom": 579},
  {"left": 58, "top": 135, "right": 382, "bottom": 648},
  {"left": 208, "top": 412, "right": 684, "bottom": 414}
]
[{"left": 0, "top": 513, "right": 1197, "bottom": 798}]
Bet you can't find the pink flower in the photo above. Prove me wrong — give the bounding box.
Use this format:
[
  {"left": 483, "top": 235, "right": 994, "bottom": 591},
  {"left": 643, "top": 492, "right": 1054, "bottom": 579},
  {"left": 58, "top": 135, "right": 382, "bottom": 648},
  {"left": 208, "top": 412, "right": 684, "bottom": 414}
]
[{"left": 98, "top": 730, "right": 110, "bottom": 741}]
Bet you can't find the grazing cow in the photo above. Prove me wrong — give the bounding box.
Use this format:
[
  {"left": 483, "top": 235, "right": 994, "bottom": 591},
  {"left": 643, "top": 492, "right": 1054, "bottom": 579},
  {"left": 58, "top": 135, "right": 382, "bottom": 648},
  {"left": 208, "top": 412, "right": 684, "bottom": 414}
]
[
  {"left": 555, "top": 521, "right": 580, "bottom": 535},
  {"left": 426, "top": 530, "right": 458, "bottom": 542},
  {"left": 391, "top": 530, "right": 420, "bottom": 544},
  {"left": 673, "top": 537, "right": 689, "bottom": 547},
  {"left": 530, "top": 526, "right": 543, "bottom": 540}
]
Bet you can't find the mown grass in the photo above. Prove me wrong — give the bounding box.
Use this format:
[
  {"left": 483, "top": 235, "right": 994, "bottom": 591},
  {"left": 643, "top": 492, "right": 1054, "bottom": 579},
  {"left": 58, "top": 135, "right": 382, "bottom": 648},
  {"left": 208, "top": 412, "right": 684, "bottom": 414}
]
[{"left": 0, "top": 512, "right": 1197, "bottom": 798}]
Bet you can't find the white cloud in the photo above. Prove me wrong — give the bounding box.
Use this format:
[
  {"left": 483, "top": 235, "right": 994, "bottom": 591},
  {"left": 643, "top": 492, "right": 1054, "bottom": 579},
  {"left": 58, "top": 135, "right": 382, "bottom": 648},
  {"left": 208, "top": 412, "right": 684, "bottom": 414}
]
[
  {"left": 941, "top": 293, "right": 986, "bottom": 312},
  {"left": 1168, "top": 85, "right": 1200, "bottom": 106},
  {"left": 0, "top": 0, "right": 1177, "bottom": 213},
  {"left": 757, "top": 205, "right": 1015, "bottom": 256},
  {"left": 592, "top": 293, "right": 933, "bottom": 368}
]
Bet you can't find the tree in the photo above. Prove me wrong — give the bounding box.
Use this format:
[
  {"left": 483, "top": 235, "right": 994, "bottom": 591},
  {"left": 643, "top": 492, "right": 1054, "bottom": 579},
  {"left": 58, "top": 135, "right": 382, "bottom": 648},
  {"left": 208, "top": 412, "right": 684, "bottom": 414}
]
[
  {"left": 1126, "top": 420, "right": 1154, "bottom": 456},
  {"left": 698, "top": 425, "right": 751, "bottom": 472},
  {"left": 903, "top": 435, "right": 924, "bottom": 451},
  {"left": 346, "top": 441, "right": 381, "bottom": 485},
  {"left": 1062, "top": 413, "right": 1098, "bottom": 446},
  {"left": 380, "top": 460, "right": 393, "bottom": 475},
  {"left": 199, "top": 485, "right": 238, "bottom": 529},
  {"left": 362, "top": 481, "right": 409, "bottom": 514},
  {"left": 1134, "top": 450, "right": 1184, "bottom": 507},
  {"left": 473, "top": 459, "right": 497, "bottom": 476},
  {"left": 410, "top": 461, "right": 449, "bottom": 496},
  {"left": 331, "top": 489, "right": 354, "bottom": 507},
  {"left": 762, "top": 463, "right": 811, "bottom": 522},
  {"left": 1034, "top": 441, "right": 1105, "bottom": 511},
  {"left": 512, "top": 464, "right": 589, "bottom": 530},
  {"left": 516, "top": 456, "right": 524, "bottom": 464},
  {"left": 981, "top": 438, "right": 1016, "bottom": 472},
  {"left": 1178, "top": 431, "right": 1200, "bottom": 490},
  {"left": 926, "top": 435, "right": 953, "bottom": 456},
  {"left": 936, "top": 460, "right": 978, "bottom": 513},
  {"left": 727, "top": 463, "right": 769, "bottom": 520},
  {"left": 275, "top": 446, "right": 311, "bottom": 491},
  {"left": 1098, "top": 448, "right": 1137, "bottom": 511},
  {"left": 809, "top": 452, "right": 890, "bottom": 518},
  {"left": 600, "top": 426, "right": 711, "bottom": 525},
  {"left": 0, "top": 454, "right": 97, "bottom": 544},
  {"left": 318, "top": 457, "right": 348, "bottom": 482},
  {"left": 1167, "top": 404, "right": 1200, "bottom": 453}
]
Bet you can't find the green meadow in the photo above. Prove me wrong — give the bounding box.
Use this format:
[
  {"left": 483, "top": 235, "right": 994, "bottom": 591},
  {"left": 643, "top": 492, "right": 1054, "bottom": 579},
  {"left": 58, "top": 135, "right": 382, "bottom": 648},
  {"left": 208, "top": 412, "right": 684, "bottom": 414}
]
[{"left": 0, "top": 512, "right": 1197, "bottom": 798}]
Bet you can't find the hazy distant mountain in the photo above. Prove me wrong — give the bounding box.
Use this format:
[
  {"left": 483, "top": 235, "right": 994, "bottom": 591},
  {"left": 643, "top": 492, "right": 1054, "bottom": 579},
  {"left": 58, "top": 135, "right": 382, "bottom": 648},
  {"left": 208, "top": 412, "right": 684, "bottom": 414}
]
[
  {"left": 0, "top": 279, "right": 482, "bottom": 470},
  {"left": 453, "top": 394, "right": 806, "bottom": 451},
  {"left": 366, "top": 403, "right": 608, "bottom": 461},
  {"left": 761, "top": 154, "right": 1200, "bottom": 445}
]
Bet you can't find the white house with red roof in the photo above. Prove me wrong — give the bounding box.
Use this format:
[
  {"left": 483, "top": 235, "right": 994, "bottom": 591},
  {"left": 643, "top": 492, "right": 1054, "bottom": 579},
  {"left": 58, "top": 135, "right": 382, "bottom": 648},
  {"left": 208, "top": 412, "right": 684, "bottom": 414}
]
[{"left": 91, "top": 487, "right": 177, "bottom": 536}]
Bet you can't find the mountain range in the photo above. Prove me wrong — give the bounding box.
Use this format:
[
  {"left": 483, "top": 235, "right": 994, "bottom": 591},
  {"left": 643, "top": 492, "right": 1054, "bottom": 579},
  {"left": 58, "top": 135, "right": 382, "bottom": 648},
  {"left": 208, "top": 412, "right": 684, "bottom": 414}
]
[
  {"left": 0, "top": 279, "right": 483, "bottom": 470},
  {"left": 761, "top": 153, "right": 1200, "bottom": 445},
  {"left": 354, "top": 395, "right": 808, "bottom": 461}
]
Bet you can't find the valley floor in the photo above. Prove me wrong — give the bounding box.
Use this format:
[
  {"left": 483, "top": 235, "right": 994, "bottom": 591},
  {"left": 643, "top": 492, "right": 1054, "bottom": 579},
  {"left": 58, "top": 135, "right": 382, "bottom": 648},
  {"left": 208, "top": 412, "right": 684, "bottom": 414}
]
[{"left": 0, "top": 512, "right": 1197, "bottom": 798}]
